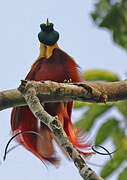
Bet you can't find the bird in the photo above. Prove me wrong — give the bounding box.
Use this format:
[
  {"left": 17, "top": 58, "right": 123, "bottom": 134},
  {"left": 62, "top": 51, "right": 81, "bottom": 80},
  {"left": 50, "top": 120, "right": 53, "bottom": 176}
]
[{"left": 10, "top": 19, "right": 91, "bottom": 165}]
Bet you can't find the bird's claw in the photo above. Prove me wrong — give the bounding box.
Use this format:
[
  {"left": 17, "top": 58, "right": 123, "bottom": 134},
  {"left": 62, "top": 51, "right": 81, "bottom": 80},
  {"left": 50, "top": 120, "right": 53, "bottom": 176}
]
[{"left": 63, "top": 78, "right": 72, "bottom": 83}]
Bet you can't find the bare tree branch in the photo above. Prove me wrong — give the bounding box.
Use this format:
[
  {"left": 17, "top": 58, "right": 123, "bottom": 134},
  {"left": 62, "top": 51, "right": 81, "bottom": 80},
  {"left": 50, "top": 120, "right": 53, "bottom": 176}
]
[
  {"left": 0, "top": 80, "right": 127, "bottom": 111},
  {"left": 19, "top": 80, "right": 104, "bottom": 180},
  {"left": 1, "top": 79, "right": 127, "bottom": 179}
]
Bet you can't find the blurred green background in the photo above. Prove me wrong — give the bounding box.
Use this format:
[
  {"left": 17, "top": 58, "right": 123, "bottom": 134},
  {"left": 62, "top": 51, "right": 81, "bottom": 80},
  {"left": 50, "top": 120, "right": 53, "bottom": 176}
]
[{"left": 74, "top": 1, "right": 127, "bottom": 179}]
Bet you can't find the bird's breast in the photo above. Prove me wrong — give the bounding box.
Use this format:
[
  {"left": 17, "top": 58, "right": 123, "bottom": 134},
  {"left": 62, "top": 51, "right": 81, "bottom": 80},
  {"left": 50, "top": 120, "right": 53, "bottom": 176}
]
[{"left": 33, "top": 59, "right": 67, "bottom": 82}]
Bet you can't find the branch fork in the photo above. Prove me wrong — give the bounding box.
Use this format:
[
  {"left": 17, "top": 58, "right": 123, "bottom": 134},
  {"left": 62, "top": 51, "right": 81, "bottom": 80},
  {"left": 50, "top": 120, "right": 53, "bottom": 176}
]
[
  {"left": 18, "top": 80, "right": 104, "bottom": 180},
  {"left": 1, "top": 79, "right": 127, "bottom": 179}
]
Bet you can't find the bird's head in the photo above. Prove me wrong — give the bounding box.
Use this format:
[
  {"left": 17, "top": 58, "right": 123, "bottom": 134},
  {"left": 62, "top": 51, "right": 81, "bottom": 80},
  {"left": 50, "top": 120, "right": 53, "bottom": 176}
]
[{"left": 38, "top": 19, "right": 59, "bottom": 59}]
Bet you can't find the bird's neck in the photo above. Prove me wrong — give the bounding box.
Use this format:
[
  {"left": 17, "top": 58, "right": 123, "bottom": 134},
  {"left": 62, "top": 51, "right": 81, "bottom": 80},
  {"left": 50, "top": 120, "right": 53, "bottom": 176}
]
[{"left": 38, "top": 43, "right": 59, "bottom": 59}]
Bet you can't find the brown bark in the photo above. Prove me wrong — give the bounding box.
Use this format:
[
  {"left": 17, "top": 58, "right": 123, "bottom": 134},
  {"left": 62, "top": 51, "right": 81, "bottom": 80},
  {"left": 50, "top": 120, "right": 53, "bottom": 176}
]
[
  {"left": 19, "top": 81, "right": 104, "bottom": 180},
  {"left": 0, "top": 80, "right": 127, "bottom": 111}
]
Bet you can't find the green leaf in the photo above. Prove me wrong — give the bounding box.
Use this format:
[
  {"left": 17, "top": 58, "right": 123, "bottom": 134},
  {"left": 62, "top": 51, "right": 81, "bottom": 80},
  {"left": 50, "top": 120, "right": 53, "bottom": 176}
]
[
  {"left": 118, "top": 168, "right": 127, "bottom": 180},
  {"left": 83, "top": 69, "right": 119, "bottom": 82},
  {"left": 100, "top": 117, "right": 127, "bottom": 178},
  {"left": 100, "top": 4, "right": 124, "bottom": 30},
  {"left": 95, "top": 118, "right": 118, "bottom": 145},
  {"left": 101, "top": 148, "right": 125, "bottom": 178},
  {"left": 112, "top": 125, "right": 127, "bottom": 155},
  {"left": 73, "top": 101, "right": 87, "bottom": 109},
  {"left": 75, "top": 103, "right": 112, "bottom": 131},
  {"left": 116, "top": 100, "right": 127, "bottom": 118},
  {"left": 91, "top": 1, "right": 127, "bottom": 50}
]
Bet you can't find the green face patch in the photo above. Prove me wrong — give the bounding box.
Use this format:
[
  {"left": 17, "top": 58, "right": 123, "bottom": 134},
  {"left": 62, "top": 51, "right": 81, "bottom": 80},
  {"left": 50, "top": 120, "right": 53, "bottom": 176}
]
[{"left": 38, "top": 21, "right": 59, "bottom": 46}]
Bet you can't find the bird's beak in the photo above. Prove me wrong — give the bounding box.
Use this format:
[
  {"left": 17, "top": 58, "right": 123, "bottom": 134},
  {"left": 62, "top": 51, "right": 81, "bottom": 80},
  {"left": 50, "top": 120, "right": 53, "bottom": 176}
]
[{"left": 39, "top": 42, "right": 59, "bottom": 59}]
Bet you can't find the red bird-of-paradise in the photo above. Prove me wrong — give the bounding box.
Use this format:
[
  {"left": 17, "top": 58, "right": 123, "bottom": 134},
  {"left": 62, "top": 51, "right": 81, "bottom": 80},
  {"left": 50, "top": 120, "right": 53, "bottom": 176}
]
[{"left": 11, "top": 19, "right": 91, "bottom": 165}]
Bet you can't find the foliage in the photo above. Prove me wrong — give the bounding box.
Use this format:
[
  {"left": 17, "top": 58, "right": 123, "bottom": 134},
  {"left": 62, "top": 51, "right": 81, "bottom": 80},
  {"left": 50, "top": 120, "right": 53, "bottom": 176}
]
[
  {"left": 75, "top": 103, "right": 112, "bottom": 131},
  {"left": 74, "top": 70, "right": 127, "bottom": 179},
  {"left": 91, "top": 0, "right": 127, "bottom": 50},
  {"left": 83, "top": 69, "right": 119, "bottom": 82},
  {"left": 118, "top": 168, "right": 127, "bottom": 180}
]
